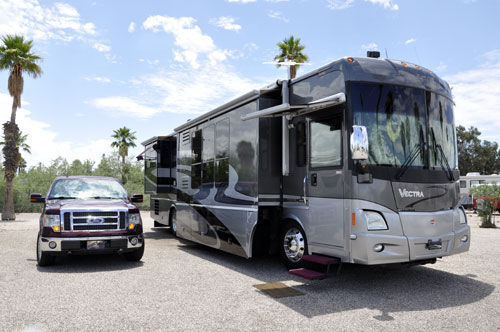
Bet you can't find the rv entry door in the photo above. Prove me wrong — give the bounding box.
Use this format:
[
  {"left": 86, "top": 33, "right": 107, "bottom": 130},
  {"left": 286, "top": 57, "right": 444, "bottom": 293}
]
[{"left": 306, "top": 110, "right": 344, "bottom": 249}]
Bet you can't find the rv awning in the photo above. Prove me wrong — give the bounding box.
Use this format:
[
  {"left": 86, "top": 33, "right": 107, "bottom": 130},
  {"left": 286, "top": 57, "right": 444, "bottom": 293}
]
[{"left": 240, "top": 92, "right": 346, "bottom": 121}]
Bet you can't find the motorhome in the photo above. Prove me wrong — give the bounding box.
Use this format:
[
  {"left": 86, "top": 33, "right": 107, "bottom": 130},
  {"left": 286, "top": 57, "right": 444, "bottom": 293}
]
[
  {"left": 459, "top": 172, "right": 500, "bottom": 209},
  {"left": 142, "top": 53, "right": 470, "bottom": 275}
]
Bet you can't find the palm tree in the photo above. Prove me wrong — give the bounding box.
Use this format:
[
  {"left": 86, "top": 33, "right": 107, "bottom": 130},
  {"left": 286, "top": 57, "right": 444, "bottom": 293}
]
[
  {"left": 273, "top": 35, "right": 309, "bottom": 79},
  {"left": 0, "top": 131, "right": 31, "bottom": 174},
  {"left": 0, "top": 35, "right": 42, "bottom": 220},
  {"left": 111, "top": 127, "right": 137, "bottom": 184}
]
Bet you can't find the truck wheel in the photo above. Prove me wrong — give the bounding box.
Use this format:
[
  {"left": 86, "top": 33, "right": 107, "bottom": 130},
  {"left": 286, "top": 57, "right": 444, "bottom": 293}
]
[
  {"left": 124, "top": 242, "right": 145, "bottom": 262},
  {"left": 37, "top": 233, "right": 54, "bottom": 267},
  {"left": 279, "top": 221, "right": 307, "bottom": 269},
  {"left": 169, "top": 209, "right": 177, "bottom": 237}
]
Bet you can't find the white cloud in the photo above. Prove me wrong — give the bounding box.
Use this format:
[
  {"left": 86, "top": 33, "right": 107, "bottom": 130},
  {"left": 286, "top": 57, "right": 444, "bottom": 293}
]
[
  {"left": 436, "top": 61, "right": 447, "bottom": 73},
  {"left": 327, "top": 0, "right": 398, "bottom": 10},
  {"left": 361, "top": 42, "right": 378, "bottom": 51},
  {"left": 128, "top": 21, "right": 136, "bottom": 33},
  {"left": 144, "top": 15, "right": 225, "bottom": 69},
  {"left": 209, "top": 16, "right": 242, "bottom": 31},
  {"left": 326, "top": 0, "right": 354, "bottom": 10},
  {"left": 92, "top": 42, "right": 111, "bottom": 52},
  {"left": 89, "top": 97, "right": 160, "bottom": 119},
  {"left": 0, "top": 0, "right": 98, "bottom": 41},
  {"left": 226, "top": 0, "right": 257, "bottom": 3},
  {"left": 405, "top": 38, "right": 416, "bottom": 45},
  {"left": 365, "top": 0, "right": 399, "bottom": 10},
  {"left": 445, "top": 50, "right": 500, "bottom": 144},
  {"left": 268, "top": 10, "right": 290, "bottom": 23},
  {"left": 0, "top": 93, "right": 112, "bottom": 166},
  {"left": 84, "top": 76, "right": 111, "bottom": 83}
]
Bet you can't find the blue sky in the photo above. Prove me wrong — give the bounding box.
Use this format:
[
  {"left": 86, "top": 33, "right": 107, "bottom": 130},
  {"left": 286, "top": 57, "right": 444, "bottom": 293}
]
[{"left": 0, "top": 0, "right": 499, "bottom": 166}]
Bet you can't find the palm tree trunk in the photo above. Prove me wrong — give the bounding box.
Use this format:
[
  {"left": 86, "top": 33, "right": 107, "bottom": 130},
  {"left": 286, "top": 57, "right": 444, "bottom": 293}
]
[{"left": 2, "top": 112, "right": 19, "bottom": 220}]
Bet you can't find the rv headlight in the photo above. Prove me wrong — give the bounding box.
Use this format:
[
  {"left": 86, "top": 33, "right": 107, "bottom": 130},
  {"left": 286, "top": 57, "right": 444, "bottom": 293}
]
[
  {"left": 459, "top": 208, "right": 467, "bottom": 224},
  {"left": 44, "top": 214, "right": 61, "bottom": 232},
  {"left": 364, "top": 211, "right": 388, "bottom": 231}
]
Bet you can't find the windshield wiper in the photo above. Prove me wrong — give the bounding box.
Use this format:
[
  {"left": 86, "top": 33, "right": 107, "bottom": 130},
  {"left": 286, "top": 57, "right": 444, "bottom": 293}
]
[
  {"left": 395, "top": 142, "right": 426, "bottom": 180},
  {"left": 89, "top": 196, "right": 117, "bottom": 199},
  {"left": 49, "top": 196, "right": 77, "bottom": 200},
  {"left": 434, "top": 144, "right": 455, "bottom": 181}
]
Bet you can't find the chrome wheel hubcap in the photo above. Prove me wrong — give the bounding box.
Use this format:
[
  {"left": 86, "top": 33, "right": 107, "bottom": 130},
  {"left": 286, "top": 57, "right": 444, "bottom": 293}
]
[{"left": 283, "top": 227, "right": 305, "bottom": 262}]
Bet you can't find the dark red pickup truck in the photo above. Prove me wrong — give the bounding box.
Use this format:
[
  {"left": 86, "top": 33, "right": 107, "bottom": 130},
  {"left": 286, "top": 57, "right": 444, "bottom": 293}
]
[{"left": 31, "top": 176, "right": 145, "bottom": 266}]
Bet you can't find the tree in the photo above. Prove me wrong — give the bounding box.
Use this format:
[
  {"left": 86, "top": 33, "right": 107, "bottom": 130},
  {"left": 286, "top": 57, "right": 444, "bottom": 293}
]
[
  {"left": 0, "top": 35, "right": 42, "bottom": 220},
  {"left": 273, "top": 36, "right": 309, "bottom": 79},
  {"left": 457, "top": 125, "right": 500, "bottom": 175},
  {"left": 111, "top": 127, "right": 137, "bottom": 184},
  {"left": 0, "top": 130, "right": 31, "bottom": 174},
  {"left": 470, "top": 183, "right": 500, "bottom": 228}
]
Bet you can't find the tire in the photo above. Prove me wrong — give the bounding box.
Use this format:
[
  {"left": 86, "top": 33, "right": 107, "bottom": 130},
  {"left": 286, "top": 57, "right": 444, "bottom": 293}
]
[
  {"left": 169, "top": 209, "right": 177, "bottom": 237},
  {"left": 124, "top": 242, "right": 145, "bottom": 262},
  {"left": 279, "top": 221, "right": 308, "bottom": 269},
  {"left": 36, "top": 233, "right": 55, "bottom": 267}
]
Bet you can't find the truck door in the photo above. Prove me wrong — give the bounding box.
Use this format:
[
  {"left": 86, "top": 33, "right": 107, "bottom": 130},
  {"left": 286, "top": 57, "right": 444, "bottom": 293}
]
[{"left": 306, "top": 108, "right": 344, "bottom": 249}]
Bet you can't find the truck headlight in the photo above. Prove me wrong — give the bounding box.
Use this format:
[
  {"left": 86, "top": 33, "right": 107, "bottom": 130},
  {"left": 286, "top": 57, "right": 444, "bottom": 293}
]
[
  {"left": 364, "top": 211, "right": 388, "bottom": 231},
  {"left": 128, "top": 213, "right": 141, "bottom": 230},
  {"left": 44, "top": 214, "right": 61, "bottom": 232},
  {"left": 459, "top": 208, "right": 467, "bottom": 224}
]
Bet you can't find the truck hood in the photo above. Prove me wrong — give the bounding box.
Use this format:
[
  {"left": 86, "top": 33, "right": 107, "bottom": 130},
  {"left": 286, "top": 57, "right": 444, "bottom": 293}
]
[{"left": 46, "top": 199, "right": 136, "bottom": 211}]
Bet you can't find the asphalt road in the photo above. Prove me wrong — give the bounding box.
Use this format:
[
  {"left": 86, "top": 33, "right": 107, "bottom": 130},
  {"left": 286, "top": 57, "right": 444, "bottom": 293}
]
[{"left": 1, "top": 212, "right": 499, "bottom": 332}]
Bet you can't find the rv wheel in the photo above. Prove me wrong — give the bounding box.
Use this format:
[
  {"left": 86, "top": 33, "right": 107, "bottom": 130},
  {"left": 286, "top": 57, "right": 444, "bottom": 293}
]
[
  {"left": 169, "top": 209, "right": 177, "bottom": 237},
  {"left": 280, "top": 221, "right": 308, "bottom": 269}
]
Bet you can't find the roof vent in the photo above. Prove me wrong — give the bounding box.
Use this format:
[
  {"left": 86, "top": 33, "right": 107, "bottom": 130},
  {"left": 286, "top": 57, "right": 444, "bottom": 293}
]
[{"left": 367, "top": 51, "right": 380, "bottom": 58}]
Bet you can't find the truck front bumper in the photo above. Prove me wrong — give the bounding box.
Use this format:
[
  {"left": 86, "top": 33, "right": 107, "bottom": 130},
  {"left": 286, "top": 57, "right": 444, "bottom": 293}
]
[{"left": 39, "top": 234, "right": 144, "bottom": 254}]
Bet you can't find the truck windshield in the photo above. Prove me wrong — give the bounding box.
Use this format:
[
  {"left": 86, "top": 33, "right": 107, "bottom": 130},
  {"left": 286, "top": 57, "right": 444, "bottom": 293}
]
[
  {"left": 351, "top": 82, "right": 457, "bottom": 169},
  {"left": 48, "top": 178, "right": 128, "bottom": 200}
]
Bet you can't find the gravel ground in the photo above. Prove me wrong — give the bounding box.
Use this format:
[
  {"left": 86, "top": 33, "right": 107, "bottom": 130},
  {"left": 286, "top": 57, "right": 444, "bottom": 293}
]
[{"left": 1, "top": 211, "right": 499, "bottom": 332}]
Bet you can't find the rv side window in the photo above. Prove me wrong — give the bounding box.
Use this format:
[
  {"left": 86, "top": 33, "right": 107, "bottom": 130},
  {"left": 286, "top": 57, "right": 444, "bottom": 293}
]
[
  {"left": 310, "top": 117, "right": 342, "bottom": 168},
  {"left": 460, "top": 180, "right": 466, "bottom": 189},
  {"left": 215, "top": 118, "right": 230, "bottom": 186},
  {"left": 296, "top": 121, "right": 306, "bottom": 167},
  {"left": 191, "top": 129, "right": 202, "bottom": 189},
  {"left": 202, "top": 125, "right": 215, "bottom": 186}
]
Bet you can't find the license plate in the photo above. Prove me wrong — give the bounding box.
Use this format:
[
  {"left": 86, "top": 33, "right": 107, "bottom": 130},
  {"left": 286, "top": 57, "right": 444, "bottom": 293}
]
[{"left": 87, "top": 240, "right": 106, "bottom": 250}]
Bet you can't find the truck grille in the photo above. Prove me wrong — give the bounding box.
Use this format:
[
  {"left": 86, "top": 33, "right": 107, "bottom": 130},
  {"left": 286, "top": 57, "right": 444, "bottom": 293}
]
[{"left": 63, "top": 211, "right": 126, "bottom": 232}]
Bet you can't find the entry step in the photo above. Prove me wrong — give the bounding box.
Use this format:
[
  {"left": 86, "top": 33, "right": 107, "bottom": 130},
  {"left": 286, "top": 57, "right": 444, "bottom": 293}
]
[
  {"left": 289, "top": 268, "right": 327, "bottom": 280},
  {"left": 302, "top": 254, "right": 339, "bottom": 265}
]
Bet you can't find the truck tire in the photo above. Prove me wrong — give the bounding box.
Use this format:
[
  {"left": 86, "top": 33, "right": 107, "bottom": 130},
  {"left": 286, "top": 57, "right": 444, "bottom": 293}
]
[
  {"left": 169, "top": 209, "right": 177, "bottom": 237},
  {"left": 37, "top": 233, "right": 55, "bottom": 267},
  {"left": 124, "top": 242, "right": 145, "bottom": 262},
  {"left": 279, "top": 221, "right": 308, "bottom": 269}
]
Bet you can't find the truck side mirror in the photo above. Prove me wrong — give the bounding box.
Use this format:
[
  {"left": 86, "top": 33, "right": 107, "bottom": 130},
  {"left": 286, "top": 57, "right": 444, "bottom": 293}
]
[
  {"left": 131, "top": 194, "right": 144, "bottom": 203},
  {"left": 350, "top": 125, "right": 369, "bottom": 160},
  {"left": 30, "top": 193, "right": 45, "bottom": 203}
]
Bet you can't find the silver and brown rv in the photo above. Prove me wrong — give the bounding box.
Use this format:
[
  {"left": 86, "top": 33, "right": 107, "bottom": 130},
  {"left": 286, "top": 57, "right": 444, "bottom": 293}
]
[{"left": 142, "top": 53, "right": 470, "bottom": 273}]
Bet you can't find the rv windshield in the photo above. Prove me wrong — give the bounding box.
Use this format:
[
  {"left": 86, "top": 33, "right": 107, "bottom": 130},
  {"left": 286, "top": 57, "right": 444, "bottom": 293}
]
[{"left": 351, "top": 82, "right": 457, "bottom": 169}]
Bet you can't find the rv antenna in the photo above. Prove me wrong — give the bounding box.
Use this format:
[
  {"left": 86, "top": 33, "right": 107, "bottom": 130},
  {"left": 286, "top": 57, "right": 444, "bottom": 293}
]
[{"left": 385, "top": 48, "right": 389, "bottom": 59}]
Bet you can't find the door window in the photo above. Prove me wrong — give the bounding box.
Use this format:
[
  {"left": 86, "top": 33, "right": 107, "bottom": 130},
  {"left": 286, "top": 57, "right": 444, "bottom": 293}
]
[{"left": 310, "top": 117, "right": 342, "bottom": 168}]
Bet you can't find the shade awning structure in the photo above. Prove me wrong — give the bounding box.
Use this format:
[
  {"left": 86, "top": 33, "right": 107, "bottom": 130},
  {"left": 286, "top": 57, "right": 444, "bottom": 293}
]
[{"left": 241, "top": 92, "right": 346, "bottom": 121}]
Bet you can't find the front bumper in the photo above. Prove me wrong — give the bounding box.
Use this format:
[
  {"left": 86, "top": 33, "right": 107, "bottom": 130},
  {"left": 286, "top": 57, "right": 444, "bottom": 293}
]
[
  {"left": 39, "top": 234, "right": 144, "bottom": 254},
  {"left": 350, "top": 225, "right": 471, "bottom": 265}
]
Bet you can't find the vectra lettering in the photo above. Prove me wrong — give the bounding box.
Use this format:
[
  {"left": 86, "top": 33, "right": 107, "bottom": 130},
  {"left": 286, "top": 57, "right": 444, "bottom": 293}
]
[{"left": 398, "top": 188, "right": 424, "bottom": 198}]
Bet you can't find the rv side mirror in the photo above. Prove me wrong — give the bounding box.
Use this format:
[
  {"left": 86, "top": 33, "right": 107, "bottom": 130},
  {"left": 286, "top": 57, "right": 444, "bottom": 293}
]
[
  {"left": 30, "top": 193, "right": 45, "bottom": 203},
  {"left": 350, "top": 125, "right": 369, "bottom": 160},
  {"left": 131, "top": 194, "right": 144, "bottom": 203}
]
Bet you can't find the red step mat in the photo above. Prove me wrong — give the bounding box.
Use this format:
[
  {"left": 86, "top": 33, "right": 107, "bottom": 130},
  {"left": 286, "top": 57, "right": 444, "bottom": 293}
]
[
  {"left": 289, "top": 268, "right": 326, "bottom": 280},
  {"left": 302, "top": 254, "right": 339, "bottom": 265}
]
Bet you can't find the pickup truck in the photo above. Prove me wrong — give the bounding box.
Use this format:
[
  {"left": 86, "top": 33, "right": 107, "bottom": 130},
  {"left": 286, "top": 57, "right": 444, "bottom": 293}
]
[{"left": 31, "top": 176, "right": 145, "bottom": 266}]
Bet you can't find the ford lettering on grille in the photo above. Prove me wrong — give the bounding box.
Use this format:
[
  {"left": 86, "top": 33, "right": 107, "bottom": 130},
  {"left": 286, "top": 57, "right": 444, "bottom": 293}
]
[{"left": 88, "top": 217, "right": 104, "bottom": 224}]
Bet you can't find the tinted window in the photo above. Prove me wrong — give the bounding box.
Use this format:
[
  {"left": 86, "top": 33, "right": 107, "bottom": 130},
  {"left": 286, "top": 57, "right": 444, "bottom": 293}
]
[
  {"left": 460, "top": 180, "right": 466, "bottom": 189},
  {"left": 310, "top": 117, "right": 342, "bottom": 168},
  {"left": 215, "top": 118, "right": 229, "bottom": 159}
]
